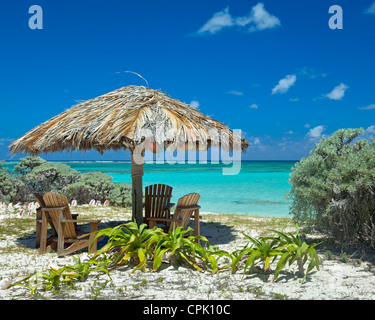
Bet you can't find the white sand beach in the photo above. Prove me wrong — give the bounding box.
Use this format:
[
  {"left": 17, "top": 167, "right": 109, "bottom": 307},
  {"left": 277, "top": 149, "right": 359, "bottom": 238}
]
[{"left": 0, "top": 206, "right": 374, "bottom": 300}]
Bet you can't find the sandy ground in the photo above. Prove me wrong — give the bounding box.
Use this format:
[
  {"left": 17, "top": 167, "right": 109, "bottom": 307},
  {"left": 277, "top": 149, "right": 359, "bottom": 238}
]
[{"left": 0, "top": 206, "right": 374, "bottom": 300}]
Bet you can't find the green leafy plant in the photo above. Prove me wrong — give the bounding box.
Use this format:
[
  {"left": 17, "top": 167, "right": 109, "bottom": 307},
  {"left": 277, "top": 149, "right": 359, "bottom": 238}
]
[
  {"left": 7, "top": 255, "right": 112, "bottom": 298},
  {"left": 197, "top": 244, "right": 232, "bottom": 274},
  {"left": 63, "top": 255, "right": 111, "bottom": 282},
  {"left": 9, "top": 266, "right": 69, "bottom": 298},
  {"left": 234, "top": 234, "right": 285, "bottom": 277},
  {"left": 151, "top": 226, "right": 211, "bottom": 272},
  {"left": 92, "top": 221, "right": 164, "bottom": 271},
  {"left": 269, "top": 225, "right": 322, "bottom": 282}
]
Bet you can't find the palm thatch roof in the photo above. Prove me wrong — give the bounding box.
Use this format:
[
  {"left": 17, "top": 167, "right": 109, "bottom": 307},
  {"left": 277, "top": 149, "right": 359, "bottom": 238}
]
[{"left": 9, "top": 85, "right": 250, "bottom": 155}]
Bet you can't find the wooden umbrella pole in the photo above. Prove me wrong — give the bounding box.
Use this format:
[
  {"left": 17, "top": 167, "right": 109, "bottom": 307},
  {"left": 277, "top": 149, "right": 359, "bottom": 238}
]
[{"left": 130, "top": 150, "right": 144, "bottom": 226}]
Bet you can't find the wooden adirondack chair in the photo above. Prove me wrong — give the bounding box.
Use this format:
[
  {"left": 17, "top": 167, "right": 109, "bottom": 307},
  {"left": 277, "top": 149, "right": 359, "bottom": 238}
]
[
  {"left": 143, "top": 184, "right": 174, "bottom": 230},
  {"left": 34, "top": 193, "right": 79, "bottom": 248},
  {"left": 39, "top": 192, "right": 101, "bottom": 257},
  {"left": 148, "top": 193, "right": 201, "bottom": 237}
]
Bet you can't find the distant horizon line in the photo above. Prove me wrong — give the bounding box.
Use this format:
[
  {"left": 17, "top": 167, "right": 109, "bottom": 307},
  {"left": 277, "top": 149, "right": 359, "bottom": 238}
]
[{"left": 1, "top": 159, "right": 299, "bottom": 163}]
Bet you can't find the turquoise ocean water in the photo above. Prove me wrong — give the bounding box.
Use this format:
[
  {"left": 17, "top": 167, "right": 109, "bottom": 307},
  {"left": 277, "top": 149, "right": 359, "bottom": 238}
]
[{"left": 2, "top": 161, "right": 296, "bottom": 218}]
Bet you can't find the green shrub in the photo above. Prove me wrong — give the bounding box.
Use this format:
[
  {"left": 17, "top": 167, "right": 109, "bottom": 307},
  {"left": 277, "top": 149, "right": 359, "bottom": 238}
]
[
  {"left": 64, "top": 182, "right": 94, "bottom": 205},
  {"left": 287, "top": 128, "right": 375, "bottom": 247},
  {"left": 78, "top": 172, "right": 114, "bottom": 203},
  {"left": 0, "top": 161, "right": 32, "bottom": 203},
  {"left": 25, "top": 162, "right": 81, "bottom": 194},
  {"left": 14, "top": 156, "right": 46, "bottom": 176},
  {"left": 108, "top": 183, "right": 132, "bottom": 207}
]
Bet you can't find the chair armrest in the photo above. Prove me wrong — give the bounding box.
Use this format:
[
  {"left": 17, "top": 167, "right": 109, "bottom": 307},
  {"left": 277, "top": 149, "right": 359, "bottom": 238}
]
[
  {"left": 146, "top": 217, "right": 178, "bottom": 223},
  {"left": 164, "top": 203, "right": 175, "bottom": 210},
  {"left": 62, "top": 219, "right": 101, "bottom": 224},
  {"left": 179, "top": 205, "right": 201, "bottom": 211},
  {"left": 42, "top": 207, "right": 69, "bottom": 212}
]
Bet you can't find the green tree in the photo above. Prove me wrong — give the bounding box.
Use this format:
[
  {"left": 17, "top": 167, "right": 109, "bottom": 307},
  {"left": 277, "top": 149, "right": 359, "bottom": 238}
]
[
  {"left": 25, "top": 162, "right": 81, "bottom": 194},
  {"left": 287, "top": 128, "right": 375, "bottom": 247},
  {"left": 108, "top": 183, "right": 132, "bottom": 207},
  {"left": 14, "top": 156, "right": 46, "bottom": 176}
]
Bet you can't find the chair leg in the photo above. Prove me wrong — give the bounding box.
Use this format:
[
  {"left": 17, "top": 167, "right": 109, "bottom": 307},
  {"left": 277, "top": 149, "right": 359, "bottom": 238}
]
[
  {"left": 35, "top": 220, "right": 41, "bottom": 248},
  {"left": 57, "top": 212, "right": 65, "bottom": 257},
  {"left": 194, "top": 209, "right": 200, "bottom": 244},
  {"left": 39, "top": 212, "right": 48, "bottom": 254},
  {"left": 89, "top": 222, "right": 99, "bottom": 254}
]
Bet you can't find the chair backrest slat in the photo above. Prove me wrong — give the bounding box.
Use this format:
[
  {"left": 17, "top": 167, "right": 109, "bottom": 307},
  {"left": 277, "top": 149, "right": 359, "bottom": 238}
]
[
  {"left": 144, "top": 184, "right": 173, "bottom": 220},
  {"left": 170, "top": 193, "right": 200, "bottom": 232},
  {"left": 43, "top": 192, "right": 76, "bottom": 239}
]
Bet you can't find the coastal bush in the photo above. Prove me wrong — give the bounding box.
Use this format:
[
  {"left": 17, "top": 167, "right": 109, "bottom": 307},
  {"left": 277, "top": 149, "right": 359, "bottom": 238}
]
[
  {"left": 287, "top": 128, "right": 375, "bottom": 247},
  {"left": 25, "top": 162, "right": 81, "bottom": 194},
  {"left": 64, "top": 182, "right": 94, "bottom": 205},
  {"left": 108, "top": 183, "right": 132, "bottom": 207},
  {"left": 78, "top": 172, "right": 114, "bottom": 203},
  {"left": 13, "top": 156, "right": 46, "bottom": 176},
  {"left": 0, "top": 161, "right": 32, "bottom": 203},
  {"left": 0, "top": 156, "right": 133, "bottom": 208},
  {"left": 0, "top": 161, "right": 19, "bottom": 203}
]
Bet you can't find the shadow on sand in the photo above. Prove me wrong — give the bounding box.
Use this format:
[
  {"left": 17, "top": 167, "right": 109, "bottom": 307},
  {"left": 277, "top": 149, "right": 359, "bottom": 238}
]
[{"left": 16, "top": 219, "right": 238, "bottom": 253}]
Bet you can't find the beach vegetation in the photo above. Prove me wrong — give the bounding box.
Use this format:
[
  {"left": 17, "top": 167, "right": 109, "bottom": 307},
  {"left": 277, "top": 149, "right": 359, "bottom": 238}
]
[
  {"left": 268, "top": 225, "right": 321, "bottom": 282},
  {"left": 0, "top": 161, "right": 24, "bottom": 203},
  {"left": 288, "top": 128, "right": 375, "bottom": 248},
  {"left": 107, "top": 183, "right": 133, "bottom": 207},
  {"left": 232, "top": 225, "right": 321, "bottom": 283},
  {"left": 13, "top": 156, "right": 47, "bottom": 176},
  {"left": 26, "top": 162, "right": 80, "bottom": 194},
  {"left": 7, "top": 255, "right": 111, "bottom": 298},
  {"left": 6, "top": 220, "right": 321, "bottom": 298},
  {"left": 0, "top": 157, "right": 133, "bottom": 208},
  {"left": 232, "top": 234, "right": 284, "bottom": 276},
  {"left": 92, "top": 221, "right": 164, "bottom": 271}
]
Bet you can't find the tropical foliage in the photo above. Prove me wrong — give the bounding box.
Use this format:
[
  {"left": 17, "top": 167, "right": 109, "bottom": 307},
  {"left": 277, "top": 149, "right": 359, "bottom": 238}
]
[
  {"left": 0, "top": 157, "right": 132, "bottom": 207},
  {"left": 287, "top": 128, "right": 375, "bottom": 247},
  {"left": 231, "top": 225, "right": 321, "bottom": 283},
  {"left": 8, "top": 222, "right": 322, "bottom": 297}
]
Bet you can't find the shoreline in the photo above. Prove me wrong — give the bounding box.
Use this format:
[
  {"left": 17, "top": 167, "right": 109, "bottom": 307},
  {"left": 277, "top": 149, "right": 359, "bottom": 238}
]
[{"left": 0, "top": 206, "right": 374, "bottom": 300}]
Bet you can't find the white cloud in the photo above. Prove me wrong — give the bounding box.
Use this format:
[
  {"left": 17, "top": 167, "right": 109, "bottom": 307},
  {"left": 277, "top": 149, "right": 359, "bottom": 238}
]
[
  {"left": 235, "top": 3, "right": 281, "bottom": 32},
  {"left": 289, "top": 98, "right": 299, "bottom": 102},
  {"left": 198, "top": 3, "right": 280, "bottom": 35},
  {"left": 298, "top": 67, "right": 327, "bottom": 79},
  {"left": 253, "top": 137, "right": 261, "bottom": 145},
  {"left": 367, "top": 125, "right": 375, "bottom": 134},
  {"left": 326, "top": 83, "right": 349, "bottom": 100},
  {"left": 226, "top": 90, "right": 244, "bottom": 96},
  {"left": 198, "top": 7, "right": 234, "bottom": 34},
  {"left": 272, "top": 75, "right": 296, "bottom": 95},
  {"left": 307, "top": 125, "right": 326, "bottom": 139},
  {"left": 189, "top": 100, "right": 200, "bottom": 110},
  {"left": 358, "top": 104, "right": 375, "bottom": 110},
  {"left": 365, "top": 1, "right": 375, "bottom": 14},
  {"left": 249, "top": 103, "right": 259, "bottom": 109}
]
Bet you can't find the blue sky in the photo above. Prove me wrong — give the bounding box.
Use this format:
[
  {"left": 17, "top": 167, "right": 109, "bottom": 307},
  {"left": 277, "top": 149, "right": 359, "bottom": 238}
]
[{"left": 1, "top": 0, "right": 375, "bottom": 161}]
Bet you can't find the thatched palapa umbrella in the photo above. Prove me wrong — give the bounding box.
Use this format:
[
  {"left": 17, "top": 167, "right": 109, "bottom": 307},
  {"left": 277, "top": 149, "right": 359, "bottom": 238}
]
[{"left": 9, "top": 85, "right": 250, "bottom": 225}]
